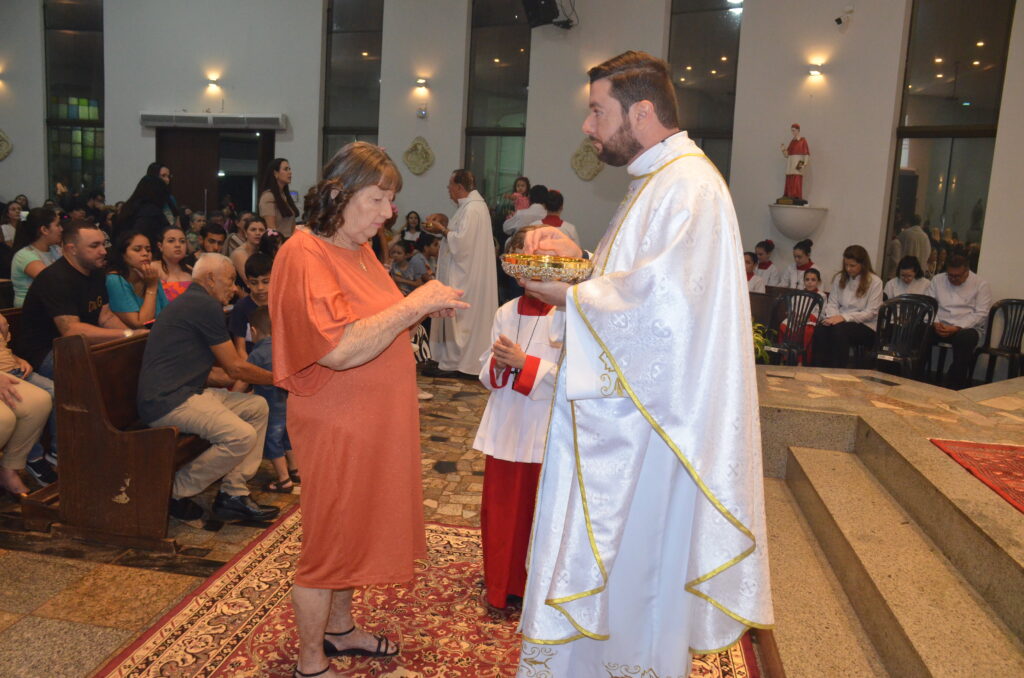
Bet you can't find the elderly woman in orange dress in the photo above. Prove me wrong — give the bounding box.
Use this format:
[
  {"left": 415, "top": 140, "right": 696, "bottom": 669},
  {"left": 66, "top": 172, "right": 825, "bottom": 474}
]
[{"left": 270, "top": 142, "right": 468, "bottom": 678}]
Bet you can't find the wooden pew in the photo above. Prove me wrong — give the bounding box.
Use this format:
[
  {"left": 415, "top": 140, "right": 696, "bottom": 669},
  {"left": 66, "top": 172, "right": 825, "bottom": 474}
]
[{"left": 42, "top": 333, "right": 210, "bottom": 551}]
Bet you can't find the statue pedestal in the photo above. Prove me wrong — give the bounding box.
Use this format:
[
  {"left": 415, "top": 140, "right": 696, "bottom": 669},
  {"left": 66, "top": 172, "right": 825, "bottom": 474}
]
[{"left": 769, "top": 203, "right": 828, "bottom": 240}]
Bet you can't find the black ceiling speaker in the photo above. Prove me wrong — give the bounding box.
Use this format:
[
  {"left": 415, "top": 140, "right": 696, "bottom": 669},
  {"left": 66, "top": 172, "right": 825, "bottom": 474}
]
[{"left": 521, "top": 0, "right": 559, "bottom": 28}]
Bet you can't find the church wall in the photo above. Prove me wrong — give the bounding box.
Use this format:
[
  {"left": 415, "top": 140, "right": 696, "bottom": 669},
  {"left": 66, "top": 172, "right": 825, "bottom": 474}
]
[
  {"left": 729, "top": 0, "right": 913, "bottom": 288},
  {"left": 377, "top": 0, "right": 472, "bottom": 222},
  {"left": 977, "top": 4, "right": 1024, "bottom": 302},
  {"left": 0, "top": 0, "right": 48, "bottom": 204},
  {"left": 102, "top": 0, "right": 326, "bottom": 204},
  {"left": 520, "top": 0, "right": 672, "bottom": 250}
]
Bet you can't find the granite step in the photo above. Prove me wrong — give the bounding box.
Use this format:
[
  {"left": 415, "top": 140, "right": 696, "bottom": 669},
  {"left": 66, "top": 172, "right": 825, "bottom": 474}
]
[
  {"left": 786, "top": 446, "right": 1024, "bottom": 678},
  {"left": 763, "top": 478, "right": 887, "bottom": 678}
]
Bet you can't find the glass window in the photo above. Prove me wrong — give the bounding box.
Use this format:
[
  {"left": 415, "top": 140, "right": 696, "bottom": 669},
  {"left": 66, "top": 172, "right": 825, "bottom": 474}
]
[
  {"left": 668, "top": 0, "right": 743, "bottom": 180},
  {"left": 44, "top": 0, "right": 104, "bottom": 195},
  {"left": 323, "top": 0, "right": 384, "bottom": 160},
  {"left": 882, "top": 0, "right": 1015, "bottom": 276},
  {"left": 465, "top": 0, "right": 531, "bottom": 208}
]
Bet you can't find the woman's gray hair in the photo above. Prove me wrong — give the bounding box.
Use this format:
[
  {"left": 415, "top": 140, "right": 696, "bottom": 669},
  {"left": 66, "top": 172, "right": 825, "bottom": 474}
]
[{"left": 192, "top": 253, "right": 233, "bottom": 279}]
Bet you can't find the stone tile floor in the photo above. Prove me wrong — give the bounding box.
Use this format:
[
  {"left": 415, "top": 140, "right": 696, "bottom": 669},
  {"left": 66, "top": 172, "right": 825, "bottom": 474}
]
[{"left": 0, "top": 374, "right": 489, "bottom": 678}]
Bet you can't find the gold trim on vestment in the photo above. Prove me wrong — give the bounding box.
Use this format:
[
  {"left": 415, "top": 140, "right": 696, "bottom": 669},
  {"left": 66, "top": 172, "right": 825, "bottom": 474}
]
[
  {"left": 597, "top": 153, "right": 708, "bottom": 277},
  {"left": 568, "top": 285, "right": 773, "bottom": 641}
]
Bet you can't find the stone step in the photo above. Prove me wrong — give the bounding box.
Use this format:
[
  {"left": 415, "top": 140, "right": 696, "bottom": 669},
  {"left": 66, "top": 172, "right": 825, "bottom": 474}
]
[
  {"left": 763, "top": 479, "right": 887, "bottom": 678},
  {"left": 786, "top": 446, "right": 1024, "bottom": 678}
]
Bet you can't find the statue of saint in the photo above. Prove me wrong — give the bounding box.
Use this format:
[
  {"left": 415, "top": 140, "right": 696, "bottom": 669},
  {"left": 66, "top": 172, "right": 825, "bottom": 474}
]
[{"left": 780, "top": 123, "right": 810, "bottom": 203}]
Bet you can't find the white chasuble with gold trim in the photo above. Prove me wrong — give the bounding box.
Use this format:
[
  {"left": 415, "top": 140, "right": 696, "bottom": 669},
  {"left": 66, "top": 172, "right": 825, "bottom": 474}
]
[{"left": 517, "top": 132, "right": 773, "bottom": 678}]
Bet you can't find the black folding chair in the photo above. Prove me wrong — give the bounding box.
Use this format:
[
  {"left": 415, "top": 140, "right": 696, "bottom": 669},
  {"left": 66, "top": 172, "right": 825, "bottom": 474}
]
[
  {"left": 764, "top": 290, "right": 823, "bottom": 365},
  {"left": 873, "top": 296, "right": 935, "bottom": 380},
  {"left": 972, "top": 299, "right": 1024, "bottom": 383}
]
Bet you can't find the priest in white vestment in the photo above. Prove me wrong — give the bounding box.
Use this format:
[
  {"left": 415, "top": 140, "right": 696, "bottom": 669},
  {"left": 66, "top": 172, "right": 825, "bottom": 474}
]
[
  {"left": 515, "top": 51, "right": 773, "bottom": 677},
  {"left": 428, "top": 169, "right": 498, "bottom": 376}
]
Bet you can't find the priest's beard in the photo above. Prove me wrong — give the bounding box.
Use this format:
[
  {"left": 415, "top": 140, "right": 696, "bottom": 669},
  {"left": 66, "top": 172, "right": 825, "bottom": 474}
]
[{"left": 592, "top": 119, "right": 643, "bottom": 167}]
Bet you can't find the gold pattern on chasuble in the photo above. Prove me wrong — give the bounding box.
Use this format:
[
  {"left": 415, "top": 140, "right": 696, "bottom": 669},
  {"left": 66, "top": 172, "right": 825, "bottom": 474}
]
[{"left": 599, "top": 350, "right": 626, "bottom": 397}]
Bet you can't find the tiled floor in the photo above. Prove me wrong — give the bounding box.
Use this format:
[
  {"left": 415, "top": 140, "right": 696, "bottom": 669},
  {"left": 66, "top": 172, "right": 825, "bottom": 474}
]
[{"left": 0, "top": 374, "right": 490, "bottom": 678}]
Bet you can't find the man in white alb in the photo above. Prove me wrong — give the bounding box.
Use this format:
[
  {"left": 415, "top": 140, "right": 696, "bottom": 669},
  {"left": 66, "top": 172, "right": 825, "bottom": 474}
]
[
  {"left": 514, "top": 51, "right": 774, "bottom": 677},
  {"left": 426, "top": 169, "right": 498, "bottom": 377}
]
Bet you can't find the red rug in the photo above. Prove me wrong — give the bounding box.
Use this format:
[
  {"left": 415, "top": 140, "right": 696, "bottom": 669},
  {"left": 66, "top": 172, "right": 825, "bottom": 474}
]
[
  {"left": 95, "top": 508, "right": 762, "bottom": 677},
  {"left": 931, "top": 438, "right": 1024, "bottom": 513}
]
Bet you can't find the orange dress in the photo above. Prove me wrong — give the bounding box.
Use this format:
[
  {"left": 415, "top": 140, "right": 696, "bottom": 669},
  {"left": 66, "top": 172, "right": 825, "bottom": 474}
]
[{"left": 270, "top": 229, "right": 425, "bottom": 589}]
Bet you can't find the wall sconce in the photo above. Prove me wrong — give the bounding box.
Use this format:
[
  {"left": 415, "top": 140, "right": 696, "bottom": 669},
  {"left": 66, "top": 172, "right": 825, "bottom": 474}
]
[
  {"left": 205, "top": 72, "right": 222, "bottom": 91},
  {"left": 808, "top": 68, "right": 823, "bottom": 76},
  {"left": 415, "top": 77, "right": 429, "bottom": 89}
]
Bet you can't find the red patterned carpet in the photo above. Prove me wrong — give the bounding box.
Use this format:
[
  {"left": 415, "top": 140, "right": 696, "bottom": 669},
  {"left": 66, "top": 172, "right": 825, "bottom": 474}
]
[
  {"left": 931, "top": 438, "right": 1024, "bottom": 513},
  {"left": 96, "top": 508, "right": 761, "bottom": 677}
]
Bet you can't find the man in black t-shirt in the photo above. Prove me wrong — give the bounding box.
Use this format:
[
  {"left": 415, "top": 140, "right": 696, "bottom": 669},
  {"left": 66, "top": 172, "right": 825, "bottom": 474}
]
[
  {"left": 17, "top": 220, "right": 140, "bottom": 374},
  {"left": 138, "top": 254, "right": 279, "bottom": 523}
]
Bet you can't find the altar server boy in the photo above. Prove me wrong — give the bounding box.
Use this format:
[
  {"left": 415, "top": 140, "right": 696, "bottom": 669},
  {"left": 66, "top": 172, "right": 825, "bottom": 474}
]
[{"left": 472, "top": 226, "right": 560, "bottom": 608}]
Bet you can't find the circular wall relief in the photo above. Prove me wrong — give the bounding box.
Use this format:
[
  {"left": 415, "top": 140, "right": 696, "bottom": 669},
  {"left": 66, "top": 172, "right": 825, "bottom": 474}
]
[
  {"left": 403, "top": 136, "right": 435, "bottom": 176},
  {"left": 0, "top": 130, "right": 12, "bottom": 161},
  {"left": 571, "top": 137, "right": 603, "bottom": 181}
]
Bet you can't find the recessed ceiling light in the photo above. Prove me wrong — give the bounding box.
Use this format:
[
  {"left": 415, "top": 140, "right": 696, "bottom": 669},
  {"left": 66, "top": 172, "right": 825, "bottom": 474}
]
[
  {"left": 493, "top": 58, "right": 500, "bottom": 63},
  {"left": 962, "top": 101, "right": 972, "bottom": 106},
  {"left": 361, "top": 51, "right": 369, "bottom": 57},
  {"left": 936, "top": 73, "right": 944, "bottom": 78},
  {"left": 679, "top": 77, "right": 686, "bottom": 82},
  {"left": 976, "top": 41, "right": 985, "bottom": 47},
  {"left": 710, "top": 69, "right": 717, "bottom": 75},
  {"left": 520, "top": 48, "right": 525, "bottom": 53},
  {"left": 908, "top": 84, "right": 913, "bottom": 89},
  {"left": 686, "top": 65, "right": 692, "bottom": 71},
  {"left": 934, "top": 57, "right": 943, "bottom": 63},
  {"left": 721, "top": 56, "right": 728, "bottom": 62},
  {"left": 972, "top": 60, "right": 981, "bottom": 66}
]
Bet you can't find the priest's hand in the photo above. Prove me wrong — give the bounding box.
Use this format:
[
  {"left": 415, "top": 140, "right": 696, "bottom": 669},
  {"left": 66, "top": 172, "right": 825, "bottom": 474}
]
[
  {"left": 523, "top": 227, "right": 582, "bottom": 258},
  {"left": 493, "top": 334, "right": 526, "bottom": 370},
  {"left": 522, "top": 280, "right": 570, "bottom": 308}
]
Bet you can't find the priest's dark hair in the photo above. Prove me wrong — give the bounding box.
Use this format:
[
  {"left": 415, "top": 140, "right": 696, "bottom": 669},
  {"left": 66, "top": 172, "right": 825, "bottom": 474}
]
[
  {"left": 451, "top": 169, "right": 475, "bottom": 192},
  {"left": 304, "top": 142, "right": 403, "bottom": 239},
  {"left": 587, "top": 50, "right": 680, "bottom": 129}
]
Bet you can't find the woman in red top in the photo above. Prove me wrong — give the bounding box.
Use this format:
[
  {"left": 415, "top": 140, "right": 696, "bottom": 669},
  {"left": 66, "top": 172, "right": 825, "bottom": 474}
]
[{"left": 270, "top": 142, "right": 467, "bottom": 678}]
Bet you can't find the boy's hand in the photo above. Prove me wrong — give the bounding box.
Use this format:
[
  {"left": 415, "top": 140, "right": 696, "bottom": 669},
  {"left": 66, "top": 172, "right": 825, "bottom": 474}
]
[{"left": 493, "top": 334, "right": 526, "bottom": 370}]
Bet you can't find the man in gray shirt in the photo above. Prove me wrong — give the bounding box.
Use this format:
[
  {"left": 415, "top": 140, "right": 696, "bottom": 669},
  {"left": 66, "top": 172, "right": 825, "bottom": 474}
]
[{"left": 138, "top": 254, "right": 279, "bottom": 523}]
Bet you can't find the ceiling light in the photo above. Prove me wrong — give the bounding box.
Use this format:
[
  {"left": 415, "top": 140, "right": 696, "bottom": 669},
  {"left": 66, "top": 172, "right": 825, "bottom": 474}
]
[
  {"left": 519, "top": 48, "right": 525, "bottom": 53},
  {"left": 936, "top": 73, "right": 944, "bottom": 78},
  {"left": 934, "top": 57, "right": 943, "bottom": 63},
  {"left": 685, "top": 65, "right": 692, "bottom": 71},
  {"left": 710, "top": 69, "right": 717, "bottom": 75},
  {"left": 729, "top": 8, "right": 743, "bottom": 14},
  {"left": 217, "top": 170, "right": 226, "bottom": 177},
  {"left": 361, "top": 51, "right": 369, "bottom": 57},
  {"left": 972, "top": 60, "right": 981, "bottom": 66},
  {"left": 679, "top": 77, "right": 686, "bottom": 82},
  {"left": 962, "top": 101, "right": 972, "bottom": 106},
  {"left": 908, "top": 84, "right": 913, "bottom": 89},
  {"left": 727, "top": 0, "right": 742, "bottom": 4},
  {"left": 976, "top": 41, "right": 985, "bottom": 47},
  {"left": 493, "top": 58, "right": 500, "bottom": 63},
  {"left": 721, "top": 56, "right": 728, "bottom": 62}
]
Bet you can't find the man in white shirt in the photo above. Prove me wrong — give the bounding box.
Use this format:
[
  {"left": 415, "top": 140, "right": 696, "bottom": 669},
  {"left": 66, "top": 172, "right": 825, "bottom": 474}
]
[
  {"left": 502, "top": 185, "right": 548, "bottom": 236},
  {"left": 898, "top": 217, "right": 931, "bottom": 276},
  {"left": 927, "top": 251, "right": 992, "bottom": 389}
]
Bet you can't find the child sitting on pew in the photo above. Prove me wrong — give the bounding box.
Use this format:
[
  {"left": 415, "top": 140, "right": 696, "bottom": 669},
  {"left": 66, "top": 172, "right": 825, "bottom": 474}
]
[
  {"left": 472, "top": 225, "right": 560, "bottom": 608},
  {"left": 246, "top": 306, "right": 297, "bottom": 492}
]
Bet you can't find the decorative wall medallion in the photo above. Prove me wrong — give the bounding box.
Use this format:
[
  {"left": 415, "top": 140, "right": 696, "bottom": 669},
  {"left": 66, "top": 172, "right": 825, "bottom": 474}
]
[
  {"left": 403, "top": 136, "right": 435, "bottom": 176},
  {"left": 571, "top": 137, "right": 603, "bottom": 181},
  {"left": 0, "top": 130, "right": 11, "bottom": 161}
]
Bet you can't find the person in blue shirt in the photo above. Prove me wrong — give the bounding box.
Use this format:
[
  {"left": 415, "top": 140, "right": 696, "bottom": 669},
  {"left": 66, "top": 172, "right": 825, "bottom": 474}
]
[
  {"left": 246, "top": 305, "right": 295, "bottom": 493},
  {"left": 106, "top": 230, "right": 169, "bottom": 329}
]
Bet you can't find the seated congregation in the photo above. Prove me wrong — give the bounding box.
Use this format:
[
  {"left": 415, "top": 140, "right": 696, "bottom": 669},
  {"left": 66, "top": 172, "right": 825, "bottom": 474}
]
[{"left": 750, "top": 236, "right": 1016, "bottom": 390}]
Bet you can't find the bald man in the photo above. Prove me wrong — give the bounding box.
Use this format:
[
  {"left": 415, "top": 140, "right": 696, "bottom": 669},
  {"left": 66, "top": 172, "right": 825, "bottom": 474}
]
[{"left": 138, "top": 254, "right": 279, "bottom": 524}]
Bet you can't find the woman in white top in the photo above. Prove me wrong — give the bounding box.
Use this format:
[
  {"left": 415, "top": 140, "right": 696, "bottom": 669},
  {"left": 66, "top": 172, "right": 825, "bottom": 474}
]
[
  {"left": 257, "top": 158, "right": 299, "bottom": 237},
  {"left": 784, "top": 238, "right": 815, "bottom": 288},
  {"left": 10, "top": 208, "right": 63, "bottom": 307},
  {"left": 754, "top": 238, "right": 784, "bottom": 287},
  {"left": 883, "top": 255, "right": 931, "bottom": 299},
  {"left": 812, "top": 245, "right": 883, "bottom": 367},
  {"left": 744, "top": 252, "right": 766, "bottom": 293}
]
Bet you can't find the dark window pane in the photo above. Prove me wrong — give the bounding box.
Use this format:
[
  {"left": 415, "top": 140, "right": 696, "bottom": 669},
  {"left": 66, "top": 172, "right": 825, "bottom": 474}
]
[
  {"left": 330, "top": 0, "right": 383, "bottom": 32},
  {"left": 465, "top": 135, "right": 525, "bottom": 206},
  {"left": 901, "top": 0, "right": 1014, "bottom": 127},
  {"left": 669, "top": 6, "right": 742, "bottom": 135},
  {"left": 323, "top": 0, "right": 382, "bottom": 158},
  {"left": 467, "top": 4, "right": 530, "bottom": 129},
  {"left": 44, "top": 0, "right": 102, "bottom": 31}
]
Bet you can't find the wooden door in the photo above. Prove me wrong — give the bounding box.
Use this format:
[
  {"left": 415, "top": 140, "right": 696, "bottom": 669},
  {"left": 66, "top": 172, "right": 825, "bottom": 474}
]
[{"left": 156, "top": 128, "right": 220, "bottom": 214}]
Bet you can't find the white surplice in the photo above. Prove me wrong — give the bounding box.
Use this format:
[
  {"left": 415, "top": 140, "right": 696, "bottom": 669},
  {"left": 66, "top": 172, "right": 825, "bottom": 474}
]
[
  {"left": 517, "top": 132, "right": 773, "bottom": 677},
  {"left": 429, "top": 189, "right": 499, "bottom": 374},
  {"left": 473, "top": 296, "right": 560, "bottom": 464}
]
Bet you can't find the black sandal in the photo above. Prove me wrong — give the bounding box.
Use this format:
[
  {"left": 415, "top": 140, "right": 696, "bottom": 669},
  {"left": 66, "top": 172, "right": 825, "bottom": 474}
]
[
  {"left": 263, "top": 479, "right": 295, "bottom": 494},
  {"left": 323, "top": 626, "right": 399, "bottom": 658},
  {"left": 289, "top": 468, "right": 301, "bottom": 484},
  {"left": 294, "top": 666, "right": 330, "bottom": 677}
]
